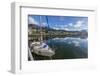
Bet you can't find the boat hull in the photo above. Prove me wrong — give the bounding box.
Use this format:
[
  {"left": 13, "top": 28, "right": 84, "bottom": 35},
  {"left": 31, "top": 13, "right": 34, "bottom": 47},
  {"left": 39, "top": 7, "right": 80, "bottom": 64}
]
[{"left": 31, "top": 42, "right": 55, "bottom": 57}]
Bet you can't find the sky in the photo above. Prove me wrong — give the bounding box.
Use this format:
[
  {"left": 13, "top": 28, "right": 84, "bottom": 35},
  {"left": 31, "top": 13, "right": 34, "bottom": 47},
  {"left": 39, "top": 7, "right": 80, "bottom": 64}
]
[{"left": 28, "top": 15, "right": 88, "bottom": 31}]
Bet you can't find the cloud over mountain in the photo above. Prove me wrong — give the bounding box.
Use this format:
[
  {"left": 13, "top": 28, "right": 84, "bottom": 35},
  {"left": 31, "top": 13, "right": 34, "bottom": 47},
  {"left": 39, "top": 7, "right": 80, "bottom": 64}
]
[
  {"left": 28, "top": 17, "right": 39, "bottom": 25},
  {"left": 51, "top": 20, "right": 87, "bottom": 31}
]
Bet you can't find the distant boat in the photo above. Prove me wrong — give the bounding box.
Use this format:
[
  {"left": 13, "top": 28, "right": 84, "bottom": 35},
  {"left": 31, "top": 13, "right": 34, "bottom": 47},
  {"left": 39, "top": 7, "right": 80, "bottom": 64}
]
[{"left": 30, "top": 16, "right": 55, "bottom": 57}]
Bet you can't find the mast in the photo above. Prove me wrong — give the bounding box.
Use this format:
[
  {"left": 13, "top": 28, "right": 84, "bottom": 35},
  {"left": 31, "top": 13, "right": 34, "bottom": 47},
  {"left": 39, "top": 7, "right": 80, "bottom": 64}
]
[
  {"left": 40, "top": 16, "right": 43, "bottom": 43},
  {"left": 46, "top": 16, "right": 49, "bottom": 29}
]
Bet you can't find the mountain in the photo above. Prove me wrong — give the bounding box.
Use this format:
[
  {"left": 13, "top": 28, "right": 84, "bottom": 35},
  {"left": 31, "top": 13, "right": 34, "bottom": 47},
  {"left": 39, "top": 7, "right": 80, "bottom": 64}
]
[
  {"left": 28, "top": 24, "right": 88, "bottom": 38},
  {"left": 28, "top": 24, "right": 87, "bottom": 33}
]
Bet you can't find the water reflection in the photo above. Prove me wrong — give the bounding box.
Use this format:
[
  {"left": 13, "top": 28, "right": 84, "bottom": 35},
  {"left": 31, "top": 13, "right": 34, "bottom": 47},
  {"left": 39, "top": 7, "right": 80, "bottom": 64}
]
[{"left": 46, "top": 37, "right": 88, "bottom": 59}]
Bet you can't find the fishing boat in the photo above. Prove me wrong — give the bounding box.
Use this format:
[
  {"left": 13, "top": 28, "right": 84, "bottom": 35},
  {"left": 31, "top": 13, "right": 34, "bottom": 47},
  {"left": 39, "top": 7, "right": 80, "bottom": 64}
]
[{"left": 30, "top": 16, "right": 55, "bottom": 57}]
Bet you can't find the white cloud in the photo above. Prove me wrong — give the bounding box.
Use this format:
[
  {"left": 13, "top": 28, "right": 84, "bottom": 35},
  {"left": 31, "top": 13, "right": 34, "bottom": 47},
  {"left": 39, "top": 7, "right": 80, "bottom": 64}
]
[
  {"left": 68, "top": 20, "right": 87, "bottom": 31},
  {"left": 63, "top": 28, "right": 69, "bottom": 31},
  {"left": 28, "top": 17, "right": 39, "bottom": 25},
  {"left": 53, "top": 20, "right": 85, "bottom": 31},
  {"left": 68, "top": 23, "right": 73, "bottom": 26},
  {"left": 74, "top": 20, "right": 84, "bottom": 28},
  {"left": 52, "top": 24, "right": 70, "bottom": 31},
  {"left": 52, "top": 27, "right": 60, "bottom": 30},
  {"left": 42, "top": 22, "right": 47, "bottom": 27},
  {"left": 50, "top": 20, "right": 87, "bottom": 31},
  {"left": 54, "top": 24, "right": 58, "bottom": 27}
]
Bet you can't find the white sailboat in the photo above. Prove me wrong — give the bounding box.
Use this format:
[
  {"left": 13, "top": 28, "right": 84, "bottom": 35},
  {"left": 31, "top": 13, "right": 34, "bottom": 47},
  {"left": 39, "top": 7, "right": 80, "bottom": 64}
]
[{"left": 30, "top": 16, "right": 55, "bottom": 57}]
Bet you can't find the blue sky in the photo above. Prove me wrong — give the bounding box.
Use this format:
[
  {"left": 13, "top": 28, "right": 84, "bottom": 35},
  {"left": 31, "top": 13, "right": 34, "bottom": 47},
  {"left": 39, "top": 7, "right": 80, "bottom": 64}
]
[{"left": 28, "top": 15, "right": 88, "bottom": 31}]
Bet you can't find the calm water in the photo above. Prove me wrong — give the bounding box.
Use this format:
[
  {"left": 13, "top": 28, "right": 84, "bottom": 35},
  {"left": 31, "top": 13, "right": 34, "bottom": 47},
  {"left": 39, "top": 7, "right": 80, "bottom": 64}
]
[{"left": 32, "top": 37, "right": 88, "bottom": 60}]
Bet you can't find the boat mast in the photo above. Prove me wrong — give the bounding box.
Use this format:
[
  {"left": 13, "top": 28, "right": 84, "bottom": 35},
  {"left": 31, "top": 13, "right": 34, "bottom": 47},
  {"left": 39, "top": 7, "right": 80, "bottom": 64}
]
[
  {"left": 40, "top": 16, "right": 43, "bottom": 43},
  {"left": 46, "top": 16, "right": 49, "bottom": 29}
]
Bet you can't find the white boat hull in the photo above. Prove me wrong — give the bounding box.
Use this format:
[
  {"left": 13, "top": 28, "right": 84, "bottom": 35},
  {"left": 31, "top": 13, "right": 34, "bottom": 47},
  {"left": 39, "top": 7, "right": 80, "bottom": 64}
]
[
  {"left": 33, "top": 47, "right": 55, "bottom": 57},
  {"left": 31, "top": 42, "right": 55, "bottom": 57}
]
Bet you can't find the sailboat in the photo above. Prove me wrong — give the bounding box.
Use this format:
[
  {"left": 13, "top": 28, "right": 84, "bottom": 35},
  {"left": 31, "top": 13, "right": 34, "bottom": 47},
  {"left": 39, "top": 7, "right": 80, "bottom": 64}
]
[{"left": 30, "top": 16, "right": 55, "bottom": 57}]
